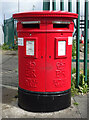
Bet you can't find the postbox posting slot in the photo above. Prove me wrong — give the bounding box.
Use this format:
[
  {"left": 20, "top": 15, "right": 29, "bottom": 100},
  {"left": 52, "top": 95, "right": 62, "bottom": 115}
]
[
  {"left": 53, "top": 21, "right": 70, "bottom": 29},
  {"left": 21, "top": 21, "right": 40, "bottom": 29}
]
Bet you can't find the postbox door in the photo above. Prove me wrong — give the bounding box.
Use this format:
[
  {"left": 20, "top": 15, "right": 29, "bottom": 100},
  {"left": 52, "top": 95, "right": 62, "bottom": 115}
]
[{"left": 45, "top": 33, "right": 72, "bottom": 92}]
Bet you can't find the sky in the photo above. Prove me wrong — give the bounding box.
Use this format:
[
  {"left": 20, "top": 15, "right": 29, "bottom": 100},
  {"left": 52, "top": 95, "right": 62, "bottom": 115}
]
[{"left": 0, "top": 0, "right": 89, "bottom": 25}]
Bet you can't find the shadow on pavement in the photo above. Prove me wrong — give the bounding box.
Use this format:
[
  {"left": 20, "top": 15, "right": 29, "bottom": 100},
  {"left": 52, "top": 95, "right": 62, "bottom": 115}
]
[{"left": 2, "top": 86, "right": 18, "bottom": 107}]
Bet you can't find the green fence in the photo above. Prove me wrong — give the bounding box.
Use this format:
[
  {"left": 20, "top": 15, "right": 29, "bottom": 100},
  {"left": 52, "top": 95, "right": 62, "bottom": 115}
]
[
  {"left": 43, "top": 0, "right": 89, "bottom": 87},
  {"left": 3, "top": 17, "right": 15, "bottom": 47}
]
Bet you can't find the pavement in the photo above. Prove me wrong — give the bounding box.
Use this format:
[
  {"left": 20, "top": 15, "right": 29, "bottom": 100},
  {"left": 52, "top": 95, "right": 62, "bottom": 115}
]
[{"left": 0, "top": 49, "right": 89, "bottom": 119}]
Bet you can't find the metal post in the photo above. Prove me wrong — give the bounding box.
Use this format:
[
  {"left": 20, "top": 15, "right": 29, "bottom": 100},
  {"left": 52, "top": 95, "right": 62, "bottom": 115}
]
[
  {"left": 12, "top": 18, "right": 14, "bottom": 47},
  {"left": 84, "top": 0, "right": 88, "bottom": 82},
  {"left": 60, "top": 0, "right": 64, "bottom": 11},
  {"left": 43, "top": 0, "right": 50, "bottom": 10},
  {"left": 68, "top": 0, "right": 72, "bottom": 12},
  {"left": 68, "top": 0, "right": 72, "bottom": 84},
  {"left": 52, "top": 0, "right": 56, "bottom": 10},
  {"left": 4, "top": 20, "right": 6, "bottom": 44},
  {"left": 76, "top": 0, "right": 80, "bottom": 88}
]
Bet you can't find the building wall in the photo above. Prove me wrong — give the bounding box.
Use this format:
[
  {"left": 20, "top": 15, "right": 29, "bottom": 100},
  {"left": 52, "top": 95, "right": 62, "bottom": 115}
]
[{"left": 80, "top": 14, "right": 89, "bottom": 42}]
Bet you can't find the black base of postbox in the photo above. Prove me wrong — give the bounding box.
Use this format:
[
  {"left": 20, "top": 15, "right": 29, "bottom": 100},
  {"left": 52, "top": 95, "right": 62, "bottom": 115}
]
[{"left": 18, "top": 87, "right": 71, "bottom": 112}]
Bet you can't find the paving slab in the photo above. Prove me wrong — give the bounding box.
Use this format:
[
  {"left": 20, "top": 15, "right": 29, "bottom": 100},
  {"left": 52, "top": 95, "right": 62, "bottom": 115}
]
[
  {"left": 2, "top": 70, "right": 18, "bottom": 87},
  {"left": 1, "top": 50, "right": 18, "bottom": 87},
  {"left": 73, "top": 95, "right": 87, "bottom": 118}
]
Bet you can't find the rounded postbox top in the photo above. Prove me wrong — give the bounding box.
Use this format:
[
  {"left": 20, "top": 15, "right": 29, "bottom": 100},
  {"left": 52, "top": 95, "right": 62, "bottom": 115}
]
[{"left": 13, "top": 11, "right": 78, "bottom": 20}]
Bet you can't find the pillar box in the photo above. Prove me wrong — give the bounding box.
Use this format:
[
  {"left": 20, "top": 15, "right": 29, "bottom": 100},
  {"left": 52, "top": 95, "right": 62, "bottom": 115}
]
[{"left": 13, "top": 11, "right": 78, "bottom": 112}]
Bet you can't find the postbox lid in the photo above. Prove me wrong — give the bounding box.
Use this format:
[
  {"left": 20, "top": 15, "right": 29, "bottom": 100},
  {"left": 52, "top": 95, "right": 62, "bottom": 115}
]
[{"left": 13, "top": 11, "right": 78, "bottom": 20}]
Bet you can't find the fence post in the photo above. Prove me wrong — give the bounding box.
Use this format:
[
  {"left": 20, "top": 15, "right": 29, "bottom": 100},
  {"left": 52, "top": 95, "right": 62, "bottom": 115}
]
[
  {"left": 52, "top": 0, "right": 56, "bottom": 10},
  {"left": 60, "top": 0, "right": 64, "bottom": 11},
  {"left": 43, "top": 0, "right": 50, "bottom": 10},
  {"left": 12, "top": 18, "right": 14, "bottom": 47},
  {"left": 68, "top": 0, "right": 72, "bottom": 84},
  {"left": 84, "top": 0, "right": 88, "bottom": 82},
  {"left": 76, "top": 0, "right": 80, "bottom": 88},
  {"left": 4, "top": 20, "right": 6, "bottom": 44},
  {"left": 68, "top": 0, "right": 72, "bottom": 12}
]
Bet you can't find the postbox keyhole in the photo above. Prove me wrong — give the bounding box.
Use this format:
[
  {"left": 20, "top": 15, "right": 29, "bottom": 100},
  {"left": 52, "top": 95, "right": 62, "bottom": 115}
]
[{"left": 61, "top": 33, "right": 63, "bottom": 36}]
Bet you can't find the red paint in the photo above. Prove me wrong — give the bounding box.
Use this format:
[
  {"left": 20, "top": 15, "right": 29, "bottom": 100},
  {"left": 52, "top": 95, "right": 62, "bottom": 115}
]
[
  {"left": 81, "top": 34, "right": 84, "bottom": 44},
  {"left": 13, "top": 11, "right": 78, "bottom": 92}
]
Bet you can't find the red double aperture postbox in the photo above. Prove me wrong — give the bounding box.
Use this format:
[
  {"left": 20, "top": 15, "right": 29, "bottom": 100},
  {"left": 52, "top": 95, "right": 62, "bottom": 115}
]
[{"left": 13, "top": 11, "right": 78, "bottom": 112}]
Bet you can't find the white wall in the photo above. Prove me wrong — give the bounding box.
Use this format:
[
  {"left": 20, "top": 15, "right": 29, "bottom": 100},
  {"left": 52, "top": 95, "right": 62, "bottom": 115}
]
[
  {"left": 0, "top": 25, "right": 4, "bottom": 45},
  {"left": 88, "top": 1, "right": 89, "bottom": 41},
  {"left": 18, "top": 0, "right": 43, "bottom": 12}
]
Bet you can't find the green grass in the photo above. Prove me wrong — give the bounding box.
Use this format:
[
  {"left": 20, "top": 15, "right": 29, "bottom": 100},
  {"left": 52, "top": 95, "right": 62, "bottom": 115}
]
[
  {"left": 72, "top": 68, "right": 76, "bottom": 74},
  {"left": 1, "top": 43, "right": 18, "bottom": 50},
  {"left": 71, "top": 68, "right": 89, "bottom": 96},
  {"left": 88, "top": 43, "right": 89, "bottom": 54},
  {"left": 72, "top": 40, "right": 76, "bottom": 59},
  {"left": 73, "top": 102, "right": 79, "bottom": 106}
]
